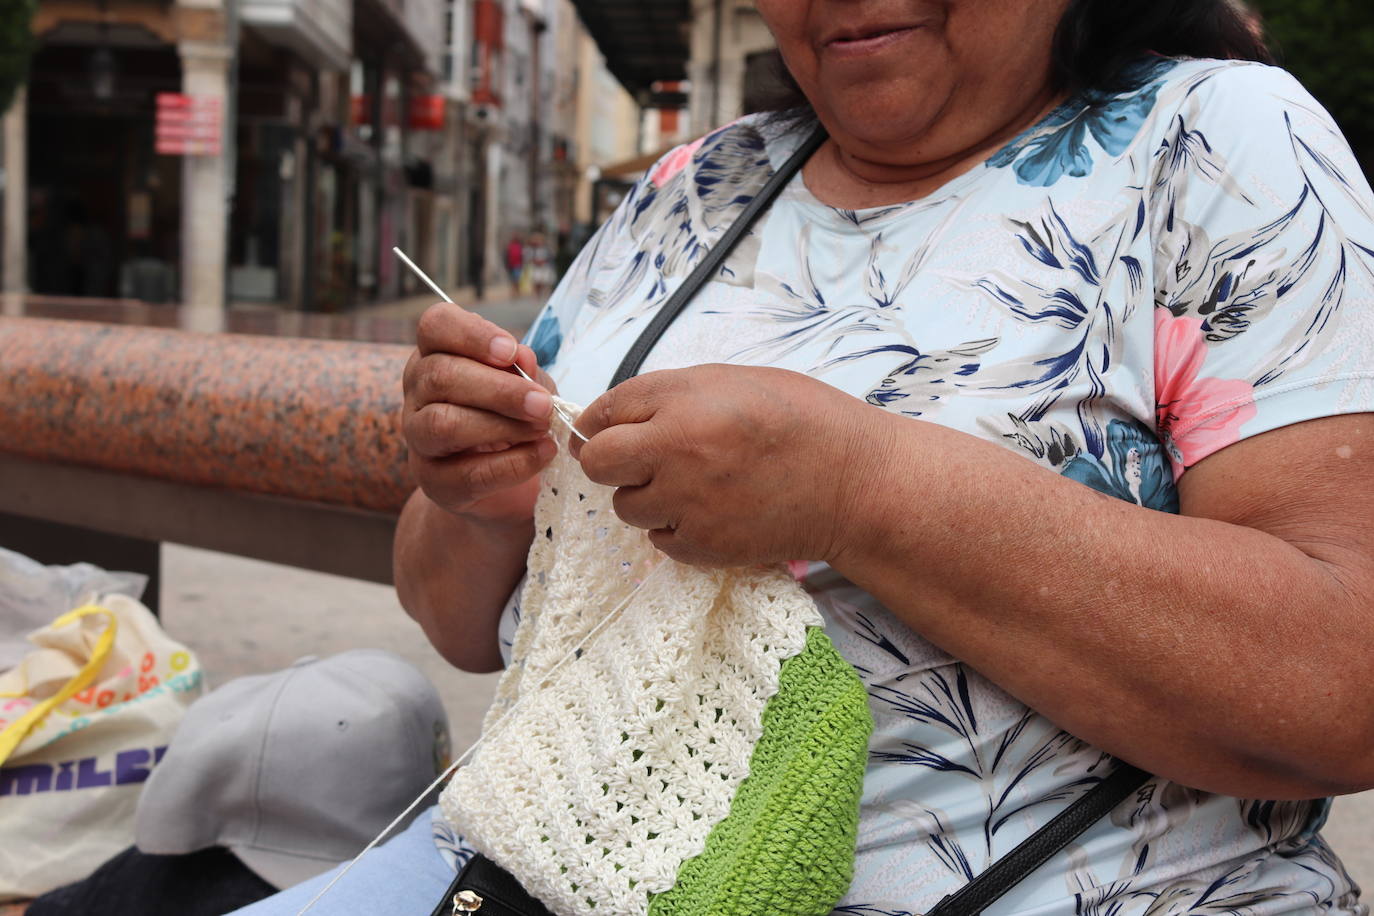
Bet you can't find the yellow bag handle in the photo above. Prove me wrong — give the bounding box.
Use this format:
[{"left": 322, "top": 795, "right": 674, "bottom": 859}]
[{"left": 0, "top": 604, "right": 118, "bottom": 766}]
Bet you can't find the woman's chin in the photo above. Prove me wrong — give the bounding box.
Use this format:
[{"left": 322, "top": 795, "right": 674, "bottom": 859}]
[
  {"left": 823, "top": 110, "right": 941, "bottom": 158},
  {"left": 814, "top": 84, "right": 946, "bottom": 154}
]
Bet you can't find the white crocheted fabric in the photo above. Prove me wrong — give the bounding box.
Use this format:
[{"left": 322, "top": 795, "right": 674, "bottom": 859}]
[{"left": 439, "top": 402, "right": 822, "bottom": 916}]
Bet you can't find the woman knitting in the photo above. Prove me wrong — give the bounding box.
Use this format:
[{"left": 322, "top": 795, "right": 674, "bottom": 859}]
[{"left": 239, "top": 0, "right": 1374, "bottom": 913}]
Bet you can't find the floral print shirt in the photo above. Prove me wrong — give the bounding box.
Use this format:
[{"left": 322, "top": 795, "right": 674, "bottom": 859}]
[{"left": 482, "top": 58, "right": 1374, "bottom": 915}]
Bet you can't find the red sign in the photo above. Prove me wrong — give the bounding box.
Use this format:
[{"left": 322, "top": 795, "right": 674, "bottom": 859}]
[
  {"left": 155, "top": 93, "right": 222, "bottom": 156},
  {"left": 350, "top": 94, "right": 371, "bottom": 127},
  {"left": 472, "top": 0, "right": 504, "bottom": 108},
  {"left": 408, "top": 95, "right": 445, "bottom": 130}
]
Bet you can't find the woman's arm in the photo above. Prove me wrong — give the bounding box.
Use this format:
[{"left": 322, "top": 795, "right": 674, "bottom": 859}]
[
  {"left": 394, "top": 302, "right": 560, "bottom": 672},
  {"left": 394, "top": 489, "right": 533, "bottom": 673},
  {"left": 832, "top": 409, "right": 1374, "bottom": 800},
  {"left": 573, "top": 366, "right": 1374, "bottom": 799}
]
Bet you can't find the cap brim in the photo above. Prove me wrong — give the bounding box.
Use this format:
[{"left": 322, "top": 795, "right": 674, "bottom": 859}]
[{"left": 230, "top": 843, "right": 344, "bottom": 891}]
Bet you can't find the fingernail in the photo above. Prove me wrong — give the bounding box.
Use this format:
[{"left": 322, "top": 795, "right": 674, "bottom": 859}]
[
  {"left": 524, "top": 390, "right": 552, "bottom": 419},
  {"left": 489, "top": 336, "right": 517, "bottom": 363},
  {"left": 536, "top": 436, "right": 557, "bottom": 461}
]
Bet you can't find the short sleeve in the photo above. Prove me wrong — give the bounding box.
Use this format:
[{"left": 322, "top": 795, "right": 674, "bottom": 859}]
[
  {"left": 1151, "top": 63, "right": 1374, "bottom": 476},
  {"left": 519, "top": 141, "right": 701, "bottom": 372},
  {"left": 519, "top": 217, "right": 611, "bottom": 371}
]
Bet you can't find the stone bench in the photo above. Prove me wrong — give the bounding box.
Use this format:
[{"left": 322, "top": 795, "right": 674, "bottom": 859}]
[{"left": 0, "top": 317, "right": 417, "bottom": 604}]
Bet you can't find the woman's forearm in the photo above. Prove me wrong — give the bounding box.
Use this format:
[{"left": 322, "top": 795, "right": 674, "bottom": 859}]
[
  {"left": 393, "top": 488, "right": 533, "bottom": 673},
  {"left": 830, "top": 413, "right": 1374, "bottom": 799}
]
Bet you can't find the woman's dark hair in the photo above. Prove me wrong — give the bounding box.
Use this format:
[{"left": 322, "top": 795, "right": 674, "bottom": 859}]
[
  {"left": 1051, "top": 0, "right": 1274, "bottom": 92},
  {"left": 750, "top": 0, "right": 1275, "bottom": 118}
]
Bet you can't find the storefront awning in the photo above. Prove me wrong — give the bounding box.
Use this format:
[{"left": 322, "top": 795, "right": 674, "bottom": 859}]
[
  {"left": 569, "top": 0, "right": 691, "bottom": 99},
  {"left": 600, "top": 143, "right": 676, "bottom": 180}
]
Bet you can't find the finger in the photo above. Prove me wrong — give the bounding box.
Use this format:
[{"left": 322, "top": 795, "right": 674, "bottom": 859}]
[
  {"left": 413, "top": 437, "right": 558, "bottom": 508},
  {"left": 402, "top": 348, "right": 421, "bottom": 413},
  {"left": 405, "top": 402, "right": 548, "bottom": 459},
  {"left": 578, "top": 423, "right": 657, "bottom": 488},
  {"left": 611, "top": 484, "right": 676, "bottom": 532},
  {"left": 513, "top": 344, "right": 542, "bottom": 382},
  {"left": 528, "top": 356, "right": 559, "bottom": 395},
  {"left": 573, "top": 370, "right": 682, "bottom": 445},
  {"left": 409, "top": 353, "right": 554, "bottom": 423},
  {"left": 416, "top": 302, "right": 521, "bottom": 367}
]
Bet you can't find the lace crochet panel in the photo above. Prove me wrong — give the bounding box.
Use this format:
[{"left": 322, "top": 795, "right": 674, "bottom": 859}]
[{"left": 440, "top": 401, "right": 822, "bottom": 916}]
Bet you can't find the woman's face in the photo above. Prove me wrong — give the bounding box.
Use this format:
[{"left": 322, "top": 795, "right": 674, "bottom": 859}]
[{"left": 757, "top": 0, "right": 1073, "bottom": 167}]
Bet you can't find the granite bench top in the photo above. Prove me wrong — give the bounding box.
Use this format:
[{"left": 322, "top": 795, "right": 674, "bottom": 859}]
[{"left": 0, "top": 317, "right": 416, "bottom": 513}]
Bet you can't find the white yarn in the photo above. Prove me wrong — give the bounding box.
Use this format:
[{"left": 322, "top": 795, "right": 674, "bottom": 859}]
[
  {"left": 295, "top": 565, "right": 667, "bottom": 916},
  {"left": 439, "top": 400, "right": 822, "bottom": 916}
]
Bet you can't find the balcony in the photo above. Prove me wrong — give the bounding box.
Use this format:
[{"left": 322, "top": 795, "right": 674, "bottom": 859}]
[
  {"left": 354, "top": 0, "right": 445, "bottom": 76},
  {"left": 569, "top": 0, "right": 691, "bottom": 98},
  {"left": 240, "top": 0, "right": 352, "bottom": 71}
]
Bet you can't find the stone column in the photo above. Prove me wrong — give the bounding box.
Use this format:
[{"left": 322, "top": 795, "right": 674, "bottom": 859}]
[
  {"left": 3, "top": 87, "right": 26, "bottom": 298},
  {"left": 484, "top": 139, "right": 504, "bottom": 293},
  {"left": 280, "top": 86, "right": 308, "bottom": 310},
  {"left": 177, "top": 40, "right": 232, "bottom": 331}
]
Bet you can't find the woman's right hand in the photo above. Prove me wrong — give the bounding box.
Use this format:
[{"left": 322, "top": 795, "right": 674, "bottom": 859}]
[{"left": 402, "top": 302, "right": 558, "bottom": 528}]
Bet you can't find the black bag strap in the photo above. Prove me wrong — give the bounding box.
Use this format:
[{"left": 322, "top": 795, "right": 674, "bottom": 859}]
[
  {"left": 608, "top": 122, "right": 830, "bottom": 388},
  {"left": 434, "top": 762, "right": 1149, "bottom": 916},
  {"left": 927, "top": 762, "right": 1151, "bottom": 916}
]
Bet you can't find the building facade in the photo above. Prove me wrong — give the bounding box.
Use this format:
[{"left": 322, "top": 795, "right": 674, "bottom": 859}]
[
  {"left": 686, "top": 0, "right": 778, "bottom": 137},
  {"left": 450, "top": 0, "right": 646, "bottom": 293},
  {"left": 2, "top": 0, "right": 447, "bottom": 315},
  {"left": 0, "top": 0, "right": 666, "bottom": 312},
  {"left": 4, "top": 0, "right": 241, "bottom": 319}
]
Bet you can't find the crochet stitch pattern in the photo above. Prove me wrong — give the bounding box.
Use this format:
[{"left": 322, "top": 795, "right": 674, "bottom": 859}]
[
  {"left": 648, "top": 625, "right": 871, "bottom": 916},
  {"left": 441, "top": 402, "right": 872, "bottom": 916}
]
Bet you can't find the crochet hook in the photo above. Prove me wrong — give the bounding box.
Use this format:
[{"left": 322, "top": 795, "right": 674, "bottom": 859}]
[{"left": 393, "top": 246, "right": 588, "bottom": 443}]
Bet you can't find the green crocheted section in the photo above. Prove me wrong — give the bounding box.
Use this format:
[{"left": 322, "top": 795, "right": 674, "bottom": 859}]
[{"left": 648, "top": 625, "right": 873, "bottom": 916}]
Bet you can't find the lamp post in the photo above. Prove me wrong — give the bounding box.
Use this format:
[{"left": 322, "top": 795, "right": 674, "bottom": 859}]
[{"left": 91, "top": 0, "right": 115, "bottom": 101}]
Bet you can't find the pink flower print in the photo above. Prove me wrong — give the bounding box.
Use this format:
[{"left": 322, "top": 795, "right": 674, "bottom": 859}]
[
  {"left": 1154, "top": 310, "right": 1257, "bottom": 476},
  {"left": 650, "top": 136, "right": 705, "bottom": 187}
]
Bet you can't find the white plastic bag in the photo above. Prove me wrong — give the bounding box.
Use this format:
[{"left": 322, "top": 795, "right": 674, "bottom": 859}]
[{"left": 0, "top": 547, "right": 148, "bottom": 673}]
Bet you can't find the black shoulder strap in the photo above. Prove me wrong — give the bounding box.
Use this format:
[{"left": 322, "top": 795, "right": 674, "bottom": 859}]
[
  {"left": 608, "top": 123, "right": 830, "bottom": 388},
  {"left": 928, "top": 762, "right": 1150, "bottom": 916}
]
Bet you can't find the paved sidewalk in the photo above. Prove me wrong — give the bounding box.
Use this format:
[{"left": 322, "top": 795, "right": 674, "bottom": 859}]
[
  {"left": 156, "top": 543, "right": 1374, "bottom": 895},
  {"left": 159, "top": 544, "right": 499, "bottom": 753}
]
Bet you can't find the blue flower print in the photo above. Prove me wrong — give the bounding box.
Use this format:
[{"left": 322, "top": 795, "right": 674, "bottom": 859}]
[
  {"left": 988, "top": 57, "right": 1179, "bottom": 187},
  {"left": 525, "top": 309, "right": 562, "bottom": 368},
  {"left": 1061, "top": 419, "right": 1179, "bottom": 512}
]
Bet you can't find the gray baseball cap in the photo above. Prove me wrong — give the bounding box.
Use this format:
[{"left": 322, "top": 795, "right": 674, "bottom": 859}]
[{"left": 135, "top": 650, "right": 451, "bottom": 889}]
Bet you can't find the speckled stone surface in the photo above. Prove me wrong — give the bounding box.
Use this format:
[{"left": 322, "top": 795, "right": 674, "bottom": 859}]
[{"left": 0, "top": 317, "right": 416, "bottom": 512}]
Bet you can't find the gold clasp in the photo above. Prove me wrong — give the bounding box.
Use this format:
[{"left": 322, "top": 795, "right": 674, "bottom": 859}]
[{"left": 451, "top": 889, "right": 484, "bottom": 912}]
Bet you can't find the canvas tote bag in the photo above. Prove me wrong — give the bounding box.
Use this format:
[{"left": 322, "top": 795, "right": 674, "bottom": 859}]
[{"left": 0, "top": 594, "right": 205, "bottom": 900}]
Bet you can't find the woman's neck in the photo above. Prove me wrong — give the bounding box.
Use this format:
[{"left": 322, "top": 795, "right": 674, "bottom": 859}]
[{"left": 801, "top": 87, "right": 1066, "bottom": 209}]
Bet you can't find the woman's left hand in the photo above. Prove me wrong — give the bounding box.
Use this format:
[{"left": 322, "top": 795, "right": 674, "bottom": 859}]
[{"left": 571, "top": 364, "right": 891, "bottom": 567}]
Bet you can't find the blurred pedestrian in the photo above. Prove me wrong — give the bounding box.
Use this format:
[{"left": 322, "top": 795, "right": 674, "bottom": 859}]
[
  {"left": 504, "top": 233, "right": 524, "bottom": 289},
  {"left": 524, "top": 230, "right": 554, "bottom": 300}
]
